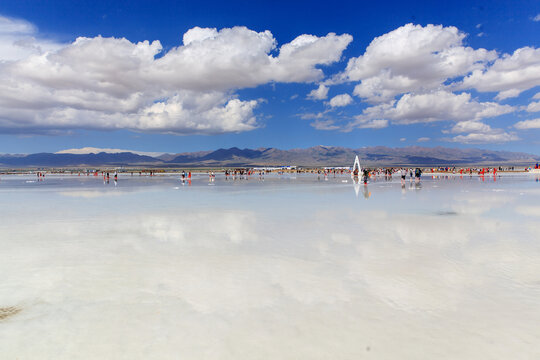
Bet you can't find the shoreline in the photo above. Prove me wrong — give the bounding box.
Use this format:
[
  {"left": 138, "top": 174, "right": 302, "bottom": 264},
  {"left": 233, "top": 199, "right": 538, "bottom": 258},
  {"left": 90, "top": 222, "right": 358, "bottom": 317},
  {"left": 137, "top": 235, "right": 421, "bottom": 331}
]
[{"left": 1, "top": 167, "right": 538, "bottom": 176}]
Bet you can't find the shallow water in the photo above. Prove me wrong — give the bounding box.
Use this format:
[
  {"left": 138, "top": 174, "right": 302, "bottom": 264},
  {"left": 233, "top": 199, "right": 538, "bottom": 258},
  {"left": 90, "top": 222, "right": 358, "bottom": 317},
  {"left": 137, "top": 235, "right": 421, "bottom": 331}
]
[{"left": 1, "top": 173, "right": 540, "bottom": 359}]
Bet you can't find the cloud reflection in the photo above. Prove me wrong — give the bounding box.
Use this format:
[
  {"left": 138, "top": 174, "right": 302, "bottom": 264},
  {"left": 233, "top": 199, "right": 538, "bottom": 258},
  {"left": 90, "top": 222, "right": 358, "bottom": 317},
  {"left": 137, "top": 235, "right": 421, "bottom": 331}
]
[{"left": 1, "top": 181, "right": 540, "bottom": 359}]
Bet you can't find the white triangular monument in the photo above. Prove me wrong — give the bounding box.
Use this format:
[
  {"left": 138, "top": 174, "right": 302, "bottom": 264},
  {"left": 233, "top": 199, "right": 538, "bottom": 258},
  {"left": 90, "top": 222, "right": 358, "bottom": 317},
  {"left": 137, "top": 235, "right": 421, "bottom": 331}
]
[{"left": 352, "top": 155, "right": 361, "bottom": 177}]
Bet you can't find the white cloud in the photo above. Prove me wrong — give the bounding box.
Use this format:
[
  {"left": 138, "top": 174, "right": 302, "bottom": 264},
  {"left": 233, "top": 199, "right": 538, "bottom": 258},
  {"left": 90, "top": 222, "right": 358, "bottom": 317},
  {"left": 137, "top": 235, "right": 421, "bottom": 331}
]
[
  {"left": 307, "top": 84, "right": 329, "bottom": 100},
  {"left": 514, "top": 118, "right": 540, "bottom": 130},
  {"left": 447, "top": 120, "right": 518, "bottom": 143},
  {"left": 134, "top": 93, "right": 259, "bottom": 134},
  {"left": 310, "top": 119, "right": 340, "bottom": 130},
  {"left": 0, "top": 15, "right": 62, "bottom": 62},
  {"left": 355, "top": 90, "right": 513, "bottom": 125},
  {"left": 329, "top": 93, "right": 352, "bottom": 107},
  {"left": 305, "top": 22, "right": 537, "bottom": 140},
  {"left": 400, "top": 137, "right": 406, "bottom": 141},
  {"left": 460, "top": 47, "right": 540, "bottom": 100},
  {"left": 449, "top": 132, "right": 519, "bottom": 144},
  {"left": 417, "top": 137, "right": 430, "bottom": 142},
  {"left": 526, "top": 101, "right": 540, "bottom": 112},
  {"left": 0, "top": 14, "right": 34, "bottom": 33},
  {"left": 299, "top": 112, "right": 324, "bottom": 120},
  {"left": 533, "top": 92, "right": 540, "bottom": 100},
  {"left": 533, "top": 14, "right": 540, "bottom": 22},
  {"left": 336, "top": 90, "right": 514, "bottom": 133},
  {"left": 0, "top": 90, "right": 259, "bottom": 134},
  {"left": 150, "top": 28, "right": 352, "bottom": 91},
  {"left": 338, "top": 24, "right": 496, "bottom": 103},
  {"left": 347, "top": 118, "right": 388, "bottom": 130},
  {"left": 0, "top": 19, "right": 352, "bottom": 134},
  {"left": 450, "top": 120, "right": 492, "bottom": 134}
]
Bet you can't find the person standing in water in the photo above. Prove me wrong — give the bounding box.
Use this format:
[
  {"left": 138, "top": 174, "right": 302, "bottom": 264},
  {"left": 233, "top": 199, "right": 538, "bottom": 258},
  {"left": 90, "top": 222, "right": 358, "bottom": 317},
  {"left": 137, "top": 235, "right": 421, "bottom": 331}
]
[
  {"left": 415, "top": 168, "right": 422, "bottom": 183},
  {"left": 362, "top": 168, "right": 370, "bottom": 184}
]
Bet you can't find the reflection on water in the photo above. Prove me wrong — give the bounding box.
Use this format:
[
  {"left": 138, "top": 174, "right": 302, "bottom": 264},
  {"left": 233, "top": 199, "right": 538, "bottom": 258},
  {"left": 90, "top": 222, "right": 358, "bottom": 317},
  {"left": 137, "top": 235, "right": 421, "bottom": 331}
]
[{"left": 0, "top": 174, "right": 539, "bottom": 359}]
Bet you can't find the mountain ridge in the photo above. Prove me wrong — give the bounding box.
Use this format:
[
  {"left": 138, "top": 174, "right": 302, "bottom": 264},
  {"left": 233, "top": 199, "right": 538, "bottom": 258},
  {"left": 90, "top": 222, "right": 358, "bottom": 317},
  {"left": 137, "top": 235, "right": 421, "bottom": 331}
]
[{"left": 0, "top": 146, "right": 538, "bottom": 167}]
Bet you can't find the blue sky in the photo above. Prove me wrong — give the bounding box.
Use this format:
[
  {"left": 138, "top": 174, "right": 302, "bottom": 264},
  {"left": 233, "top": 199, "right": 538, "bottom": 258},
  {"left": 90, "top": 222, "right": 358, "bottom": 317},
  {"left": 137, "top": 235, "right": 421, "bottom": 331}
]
[{"left": 0, "top": 0, "right": 539, "bottom": 154}]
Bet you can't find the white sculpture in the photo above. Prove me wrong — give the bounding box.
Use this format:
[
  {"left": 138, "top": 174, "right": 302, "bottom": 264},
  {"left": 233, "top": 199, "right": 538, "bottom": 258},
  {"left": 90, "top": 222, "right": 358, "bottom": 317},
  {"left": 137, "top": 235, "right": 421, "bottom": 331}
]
[{"left": 351, "top": 155, "right": 361, "bottom": 177}]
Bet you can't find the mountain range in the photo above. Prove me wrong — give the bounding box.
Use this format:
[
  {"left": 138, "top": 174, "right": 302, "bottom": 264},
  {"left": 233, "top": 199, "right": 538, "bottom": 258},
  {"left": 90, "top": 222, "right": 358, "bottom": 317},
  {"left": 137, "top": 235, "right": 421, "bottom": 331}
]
[{"left": 0, "top": 146, "right": 538, "bottom": 168}]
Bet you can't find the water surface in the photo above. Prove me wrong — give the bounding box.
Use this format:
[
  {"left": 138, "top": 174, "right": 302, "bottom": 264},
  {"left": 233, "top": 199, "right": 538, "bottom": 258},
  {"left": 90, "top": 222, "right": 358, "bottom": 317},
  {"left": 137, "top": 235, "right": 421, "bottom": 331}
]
[{"left": 1, "top": 173, "right": 540, "bottom": 359}]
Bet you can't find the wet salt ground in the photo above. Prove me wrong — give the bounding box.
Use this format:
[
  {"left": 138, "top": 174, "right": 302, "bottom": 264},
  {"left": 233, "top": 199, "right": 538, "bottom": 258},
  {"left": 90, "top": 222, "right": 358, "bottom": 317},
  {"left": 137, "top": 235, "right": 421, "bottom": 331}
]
[{"left": 1, "top": 173, "right": 540, "bottom": 359}]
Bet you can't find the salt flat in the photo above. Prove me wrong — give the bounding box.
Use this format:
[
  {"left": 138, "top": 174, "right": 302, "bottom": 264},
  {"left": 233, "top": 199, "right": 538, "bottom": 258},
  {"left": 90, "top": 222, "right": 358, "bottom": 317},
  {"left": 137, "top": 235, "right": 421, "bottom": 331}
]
[{"left": 1, "top": 173, "right": 540, "bottom": 359}]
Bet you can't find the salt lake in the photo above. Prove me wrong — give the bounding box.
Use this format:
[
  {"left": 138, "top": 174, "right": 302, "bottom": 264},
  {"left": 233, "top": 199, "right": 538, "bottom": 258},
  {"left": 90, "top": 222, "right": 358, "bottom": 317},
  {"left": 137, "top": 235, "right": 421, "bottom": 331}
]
[{"left": 1, "top": 172, "right": 539, "bottom": 359}]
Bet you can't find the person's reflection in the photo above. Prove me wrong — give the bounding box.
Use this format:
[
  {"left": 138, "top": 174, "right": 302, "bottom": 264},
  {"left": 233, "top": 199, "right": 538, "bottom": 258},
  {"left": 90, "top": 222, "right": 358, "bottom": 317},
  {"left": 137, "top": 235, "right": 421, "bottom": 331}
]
[
  {"left": 362, "top": 184, "right": 371, "bottom": 199},
  {"left": 353, "top": 176, "right": 371, "bottom": 199},
  {"left": 353, "top": 177, "right": 360, "bottom": 197}
]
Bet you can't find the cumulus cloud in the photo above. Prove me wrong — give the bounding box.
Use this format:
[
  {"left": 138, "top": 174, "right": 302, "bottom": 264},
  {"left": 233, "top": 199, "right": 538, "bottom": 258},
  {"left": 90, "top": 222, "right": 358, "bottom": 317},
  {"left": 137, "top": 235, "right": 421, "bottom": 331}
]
[
  {"left": 417, "top": 137, "right": 430, "bottom": 142},
  {"left": 0, "top": 19, "right": 352, "bottom": 134},
  {"left": 0, "top": 15, "right": 62, "bottom": 62},
  {"left": 447, "top": 120, "right": 518, "bottom": 143},
  {"left": 310, "top": 119, "right": 340, "bottom": 130},
  {"left": 460, "top": 47, "right": 540, "bottom": 100},
  {"left": 514, "top": 118, "right": 540, "bottom": 130},
  {"left": 311, "top": 23, "right": 535, "bottom": 141},
  {"left": 0, "top": 89, "right": 259, "bottom": 134},
  {"left": 329, "top": 93, "right": 352, "bottom": 107},
  {"left": 534, "top": 14, "right": 540, "bottom": 22},
  {"left": 347, "top": 118, "right": 388, "bottom": 130},
  {"left": 307, "top": 84, "right": 329, "bottom": 100},
  {"left": 340, "top": 90, "right": 515, "bottom": 141},
  {"left": 449, "top": 132, "right": 519, "bottom": 144},
  {"left": 337, "top": 24, "right": 496, "bottom": 103},
  {"left": 336, "top": 23, "right": 539, "bottom": 105},
  {"left": 2, "top": 17, "right": 536, "bottom": 140},
  {"left": 134, "top": 93, "right": 259, "bottom": 134},
  {"left": 526, "top": 101, "right": 540, "bottom": 113},
  {"left": 353, "top": 91, "right": 513, "bottom": 126},
  {"left": 449, "top": 120, "right": 492, "bottom": 134}
]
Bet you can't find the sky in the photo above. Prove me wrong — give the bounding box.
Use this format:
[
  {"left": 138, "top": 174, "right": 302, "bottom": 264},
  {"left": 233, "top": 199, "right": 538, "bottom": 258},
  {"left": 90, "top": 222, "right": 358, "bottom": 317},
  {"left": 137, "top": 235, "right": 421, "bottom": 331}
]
[{"left": 0, "top": 0, "right": 539, "bottom": 155}]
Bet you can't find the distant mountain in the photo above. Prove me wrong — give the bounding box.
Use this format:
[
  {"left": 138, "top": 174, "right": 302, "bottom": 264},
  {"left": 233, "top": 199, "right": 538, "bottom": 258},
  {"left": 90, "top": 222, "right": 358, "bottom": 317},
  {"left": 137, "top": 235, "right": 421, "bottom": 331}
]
[
  {"left": 0, "top": 152, "right": 160, "bottom": 167},
  {"left": 168, "top": 147, "right": 271, "bottom": 164},
  {"left": 55, "top": 147, "right": 163, "bottom": 157},
  {"left": 0, "top": 146, "right": 538, "bottom": 168},
  {"left": 164, "top": 146, "right": 539, "bottom": 167}
]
